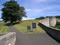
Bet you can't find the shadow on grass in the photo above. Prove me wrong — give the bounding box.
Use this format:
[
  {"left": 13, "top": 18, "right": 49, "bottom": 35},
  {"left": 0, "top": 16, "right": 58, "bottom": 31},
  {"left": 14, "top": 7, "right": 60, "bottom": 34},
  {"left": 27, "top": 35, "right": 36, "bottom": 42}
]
[
  {"left": 28, "top": 31, "right": 33, "bottom": 32},
  {"left": 4, "top": 22, "right": 20, "bottom": 26},
  {"left": 27, "top": 30, "right": 33, "bottom": 32},
  {"left": 38, "top": 23, "right": 60, "bottom": 43}
]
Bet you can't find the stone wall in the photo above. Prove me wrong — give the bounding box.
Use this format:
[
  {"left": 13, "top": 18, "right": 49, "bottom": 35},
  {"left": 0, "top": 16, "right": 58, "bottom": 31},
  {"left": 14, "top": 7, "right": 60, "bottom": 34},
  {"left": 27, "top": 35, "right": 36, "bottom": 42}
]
[
  {"left": 49, "top": 17, "right": 56, "bottom": 26},
  {"left": 39, "top": 18, "right": 50, "bottom": 27},
  {"left": 39, "top": 17, "right": 56, "bottom": 27},
  {"left": 0, "top": 32, "right": 16, "bottom": 45}
]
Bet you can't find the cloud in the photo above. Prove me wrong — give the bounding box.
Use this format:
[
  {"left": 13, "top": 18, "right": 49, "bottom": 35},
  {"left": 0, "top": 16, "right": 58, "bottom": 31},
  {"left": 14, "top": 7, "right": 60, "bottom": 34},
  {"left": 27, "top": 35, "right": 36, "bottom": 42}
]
[
  {"left": 22, "top": 17, "right": 35, "bottom": 20},
  {"left": 41, "top": 5, "right": 60, "bottom": 12},
  {"left": 33, "top": 0, "right": 56, "bottom": 3},
  {"left": 25, "top": 5, "right": 60, "bottom": 18},
  {"left": 0, "top": 11, "right": 2, "bottom": 18},
  {"left": 25, "top": 5, "right": 60, "bottom": 14},
  {"left": 0, "top": 0, "right": 60, "bottom": 19},
  {"left": 25, "top": 8, "right": 42, "bottom": 13},
  {"left": 25, "top": 9, "right": 31, "bottom": 12},
  {"left": 34, "top": 0, "right": 48, "bottom": 2},
  {"left": 25, "top": 8, "right": 43, "bottom": 18}
]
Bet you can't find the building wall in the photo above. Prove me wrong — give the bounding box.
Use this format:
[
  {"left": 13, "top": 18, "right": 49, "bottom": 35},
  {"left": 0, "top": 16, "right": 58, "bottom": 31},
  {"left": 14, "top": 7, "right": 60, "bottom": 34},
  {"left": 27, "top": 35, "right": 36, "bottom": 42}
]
[{"left": 0, "top": 32, "right": 16, "bottom": 45}]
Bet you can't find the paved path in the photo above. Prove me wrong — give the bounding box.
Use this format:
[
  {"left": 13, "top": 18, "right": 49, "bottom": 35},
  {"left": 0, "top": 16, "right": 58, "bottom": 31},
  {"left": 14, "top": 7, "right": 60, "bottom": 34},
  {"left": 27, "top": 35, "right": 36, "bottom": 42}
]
[{"left": 8, "top": 26, "right": 60, "bottom": 45}]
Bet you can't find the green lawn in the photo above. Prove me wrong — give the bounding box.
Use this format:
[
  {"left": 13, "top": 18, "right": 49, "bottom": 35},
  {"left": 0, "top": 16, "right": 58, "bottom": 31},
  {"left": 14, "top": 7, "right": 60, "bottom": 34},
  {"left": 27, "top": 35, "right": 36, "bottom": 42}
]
[
  {"left": 14, "top": 20, "right": 45, "bottom": 34},
  {"left": 0, "top": 22, "right": 10, "bottom": 34}
]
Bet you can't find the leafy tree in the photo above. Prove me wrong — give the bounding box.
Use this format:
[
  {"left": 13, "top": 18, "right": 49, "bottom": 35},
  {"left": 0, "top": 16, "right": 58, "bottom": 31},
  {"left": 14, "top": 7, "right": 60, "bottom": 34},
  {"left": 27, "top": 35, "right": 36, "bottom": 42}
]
[
  {"left": 2, "top": 0, "right": 26, "bottom": 23},
  {"left": 36, "top": 16, "right": 45, "bottom": 20},
  {"left": 55, "top": 16, "right": 60, "bottom": 18},
  {"left": 46, "top": 16, "right": 54, "bottom": 18}
]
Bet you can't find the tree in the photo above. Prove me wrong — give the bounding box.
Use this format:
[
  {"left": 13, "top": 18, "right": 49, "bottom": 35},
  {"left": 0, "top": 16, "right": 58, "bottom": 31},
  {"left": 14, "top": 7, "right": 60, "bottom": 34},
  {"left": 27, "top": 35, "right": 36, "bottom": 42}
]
[
  {"left": 55, "top": 16, "right": 60, "bottom": 18},
  {"left": 2, "top": 0, "right": 26, "bottom": 23},
  {"left": 36, "top": 16, "right": 45, "bottom": 20},
  {"left": 46, "top": 16, "right": 54, "bottom": 18}
]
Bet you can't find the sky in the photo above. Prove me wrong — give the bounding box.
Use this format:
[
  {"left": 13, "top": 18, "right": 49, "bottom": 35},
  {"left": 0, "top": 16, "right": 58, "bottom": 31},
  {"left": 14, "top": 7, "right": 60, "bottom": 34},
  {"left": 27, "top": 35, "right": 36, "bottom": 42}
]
[{"left": 0, "top": 0, "right": 60, "bottom": 20}]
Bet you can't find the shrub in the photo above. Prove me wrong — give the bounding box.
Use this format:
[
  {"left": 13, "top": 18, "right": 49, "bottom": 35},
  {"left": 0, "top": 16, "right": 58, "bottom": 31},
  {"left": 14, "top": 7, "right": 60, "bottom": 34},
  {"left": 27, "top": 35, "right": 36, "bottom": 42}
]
[{"left": 55, "top": 22, "right": 60, "bottom": 29}]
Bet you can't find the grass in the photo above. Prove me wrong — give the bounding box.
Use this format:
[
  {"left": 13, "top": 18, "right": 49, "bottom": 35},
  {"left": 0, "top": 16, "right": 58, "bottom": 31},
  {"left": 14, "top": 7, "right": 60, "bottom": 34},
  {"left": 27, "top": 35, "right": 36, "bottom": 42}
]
[
  {"left": 14, "top": 20, "right": 45, "bottom": 34},
  {"left": 0, "top": 22, "right": 10, "bottom": 34}
]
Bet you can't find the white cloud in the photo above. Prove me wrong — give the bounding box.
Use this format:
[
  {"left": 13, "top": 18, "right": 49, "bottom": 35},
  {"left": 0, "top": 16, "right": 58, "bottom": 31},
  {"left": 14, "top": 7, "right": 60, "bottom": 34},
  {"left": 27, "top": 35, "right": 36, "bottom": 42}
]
[
  {"left": 25, "top": 8, "right": 42, "bottom": 14},
  {"left": 41, "top": 5, "right": 60, "bottom": 12},
  {"left": 25, "top": 9, "right": 32, "bottom": 12},
  {"left": 25, "top": 5, "right": 60, "bottom": 17},
  {"left": 33, "top": 0, "right": 56, "bottom": 3},
  {"left": 0, "top": 11, "right": 2, "bottom": 18},
  {"left": 22, "top": 17, "right": 35, "bottom": 20},
  {"left": 34, "top": 0, "right": 48, "bottom": 2},
  {"left": 26, "top": 5, "right": 60, "bottom": 12},
  {"left": 36, "top": 5, "right": 60, "bottom": 12},
  {"left": 25, "top": 7, "right": 53, "bottom": 14}
]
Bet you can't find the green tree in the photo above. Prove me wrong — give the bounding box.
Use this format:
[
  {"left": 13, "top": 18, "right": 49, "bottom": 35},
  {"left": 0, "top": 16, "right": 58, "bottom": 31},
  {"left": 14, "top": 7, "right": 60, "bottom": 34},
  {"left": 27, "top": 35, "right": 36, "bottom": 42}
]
[
  {"left": 55, "top": 16, "right": 60, "bottom": 18},
  {"left": 46, "top": 16, "right": 54, "bottom": 18},
  {"left": 2, "top": 0, "right": 26, "bottom": 23},
  {"left": 36, "top": 16, "right": 45, "bottom": 20}
]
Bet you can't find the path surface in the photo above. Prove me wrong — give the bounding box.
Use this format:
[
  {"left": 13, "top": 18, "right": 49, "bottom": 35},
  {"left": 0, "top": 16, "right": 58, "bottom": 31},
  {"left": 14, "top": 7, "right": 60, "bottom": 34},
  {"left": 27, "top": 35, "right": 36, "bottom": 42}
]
[{"left": 8, "top": 26, "right": 60, "bottom": 45}]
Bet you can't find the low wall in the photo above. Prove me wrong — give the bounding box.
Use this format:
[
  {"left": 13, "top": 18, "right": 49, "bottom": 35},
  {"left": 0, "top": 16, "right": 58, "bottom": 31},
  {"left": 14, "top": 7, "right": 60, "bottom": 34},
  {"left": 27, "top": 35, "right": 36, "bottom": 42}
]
[
  {"left": 38, "top": 23, "right": 60, "bottom": 42},
  {"left": 0, "top": 32, "right": 16, "bottom": 45}
]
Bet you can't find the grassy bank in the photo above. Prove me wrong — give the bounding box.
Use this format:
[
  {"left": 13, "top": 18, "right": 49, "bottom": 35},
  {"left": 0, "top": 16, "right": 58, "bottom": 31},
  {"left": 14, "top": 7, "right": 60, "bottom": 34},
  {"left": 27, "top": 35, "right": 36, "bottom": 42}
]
[
  {"left": 14, "top": 20, "right": 45, "bottom": 34},
  {"left": 0, "top": 22, "right": 10, "bottom": 34}
]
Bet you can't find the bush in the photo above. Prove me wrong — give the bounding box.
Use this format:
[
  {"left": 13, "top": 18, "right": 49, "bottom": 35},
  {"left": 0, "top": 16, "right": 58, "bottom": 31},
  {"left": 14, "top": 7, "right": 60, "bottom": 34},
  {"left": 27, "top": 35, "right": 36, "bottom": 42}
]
[
  {"left": 56, "top": 22, "right": 60, "bottom": 26},
  {"left": 36, "top": 16, "right": 45, "bottom": 20},
  {"left": 55, "top": 22, "right": 60, "bottom": 29},
  {"left": 55, "top": 16, "right": 60, "bottom": 18}
]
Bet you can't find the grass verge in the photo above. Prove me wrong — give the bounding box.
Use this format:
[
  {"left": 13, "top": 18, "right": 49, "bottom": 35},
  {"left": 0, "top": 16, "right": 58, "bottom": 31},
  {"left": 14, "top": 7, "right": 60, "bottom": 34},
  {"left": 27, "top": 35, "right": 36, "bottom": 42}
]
[
  {"left": 0, "top": 22, "right": 10, "bottom": 34},
  {"left": 14, "top": 20, "right": 45, "bottom": 34}
]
